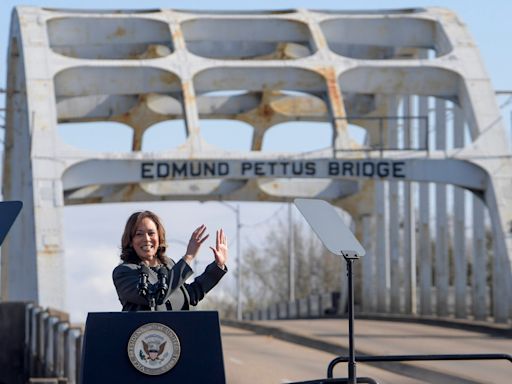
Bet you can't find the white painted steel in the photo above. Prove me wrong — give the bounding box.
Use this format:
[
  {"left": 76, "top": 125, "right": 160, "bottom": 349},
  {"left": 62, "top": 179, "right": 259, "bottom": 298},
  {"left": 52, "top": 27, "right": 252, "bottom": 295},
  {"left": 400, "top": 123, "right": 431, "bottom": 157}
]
[
  {"left": 388, "top": 99, "right": 401, "bottom": 313},
  {"left": 361, "top": 215, "right": 375, "bottom": 312},
  {"left": 418, "top": 181, "right": 432, "bottom": 316},
  {"left": 1, "top": 7, "right": 511, "bottom": 324},
  {"left": 402, "top": 97, "right": 417, "bottom": 315},
  {"left": 453, "top": 106, "right": 468, "bottom": 319},
  {"left": 375, "top": 181, "right": 388, "bottom": 312},
  {"left": 434, "top": 99, "right": 449, "bottom": 316},
  {"left": 472, "top": 196, "right": 487, "bottom": 320}
]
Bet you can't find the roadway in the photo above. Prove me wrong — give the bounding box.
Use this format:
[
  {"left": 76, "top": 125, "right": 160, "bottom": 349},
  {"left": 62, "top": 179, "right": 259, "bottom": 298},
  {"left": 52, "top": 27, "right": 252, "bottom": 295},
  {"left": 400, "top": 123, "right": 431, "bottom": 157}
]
[
  {"left": 221, "top": 318, "right": 512, "bottom": 384},
  {"left": 221, "top": 325, "right": 426, "bottom": 383}
]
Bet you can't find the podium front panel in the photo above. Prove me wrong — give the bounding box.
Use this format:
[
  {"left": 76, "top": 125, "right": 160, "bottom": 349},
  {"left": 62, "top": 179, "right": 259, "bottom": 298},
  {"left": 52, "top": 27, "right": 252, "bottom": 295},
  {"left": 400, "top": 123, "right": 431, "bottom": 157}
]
[{"left": 80, "top": 311, "right": 226, "bottom": 383}]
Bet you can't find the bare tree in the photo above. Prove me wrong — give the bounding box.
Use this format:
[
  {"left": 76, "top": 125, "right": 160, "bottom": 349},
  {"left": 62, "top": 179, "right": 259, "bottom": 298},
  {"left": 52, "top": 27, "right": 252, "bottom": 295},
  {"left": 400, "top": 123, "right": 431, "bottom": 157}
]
[{"left": 242, "top": 219, "right": 342, "bottom": 312}]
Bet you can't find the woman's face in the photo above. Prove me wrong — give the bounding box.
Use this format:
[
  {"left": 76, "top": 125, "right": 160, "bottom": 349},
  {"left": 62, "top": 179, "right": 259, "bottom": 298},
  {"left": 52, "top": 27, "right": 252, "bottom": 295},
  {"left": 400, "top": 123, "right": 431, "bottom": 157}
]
[{"left": 131, "top": 217, "right": 160, "bottom": 266}]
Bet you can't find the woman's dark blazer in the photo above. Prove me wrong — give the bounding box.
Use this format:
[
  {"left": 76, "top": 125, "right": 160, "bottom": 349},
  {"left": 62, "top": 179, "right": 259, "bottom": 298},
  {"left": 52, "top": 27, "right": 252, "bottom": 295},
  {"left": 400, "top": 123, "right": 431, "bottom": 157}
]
[{"left": 112, "top": 258, "right": 226, "bottom": 311}]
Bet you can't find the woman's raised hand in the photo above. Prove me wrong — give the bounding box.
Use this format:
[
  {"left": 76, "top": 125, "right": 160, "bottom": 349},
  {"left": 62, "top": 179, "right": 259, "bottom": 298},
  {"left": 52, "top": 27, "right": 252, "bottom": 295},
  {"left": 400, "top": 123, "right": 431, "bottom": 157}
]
[
  {"left": 210, "top": 229, "right": 228, "bottom": 269},
  {"left": 183, "top": 224, "right": 209, "bottom": 264}
]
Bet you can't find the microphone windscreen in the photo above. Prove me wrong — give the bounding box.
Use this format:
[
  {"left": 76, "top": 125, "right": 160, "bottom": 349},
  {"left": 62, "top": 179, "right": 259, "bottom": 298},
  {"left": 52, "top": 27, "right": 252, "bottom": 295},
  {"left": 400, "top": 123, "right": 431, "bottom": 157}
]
[
  {"left": 140, "top": 264, "right": 151, "bottom": 275},
  {"left": 158, "top": 265, "right": 169, "bottom": 278}
]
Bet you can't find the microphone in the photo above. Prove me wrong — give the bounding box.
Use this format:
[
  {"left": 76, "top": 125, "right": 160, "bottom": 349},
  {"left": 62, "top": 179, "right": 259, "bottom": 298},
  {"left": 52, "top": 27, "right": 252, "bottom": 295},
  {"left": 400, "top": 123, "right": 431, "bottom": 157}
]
[
  {"left": 137, "top": 264, "right": 150, "bottom": 298},
  {"left": 156, "top": 266, "right": 169, "bottom": 305}
]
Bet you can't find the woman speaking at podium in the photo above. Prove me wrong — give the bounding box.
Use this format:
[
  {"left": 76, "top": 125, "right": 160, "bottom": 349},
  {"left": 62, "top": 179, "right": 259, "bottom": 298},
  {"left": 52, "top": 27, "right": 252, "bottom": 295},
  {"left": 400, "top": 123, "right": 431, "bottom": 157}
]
[{"left": 112, "top": 211, "right": 228, "bottom": 311}]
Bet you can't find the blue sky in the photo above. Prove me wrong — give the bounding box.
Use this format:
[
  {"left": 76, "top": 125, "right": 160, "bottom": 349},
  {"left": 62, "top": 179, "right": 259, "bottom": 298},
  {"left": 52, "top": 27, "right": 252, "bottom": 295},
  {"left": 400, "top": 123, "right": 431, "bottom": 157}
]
[{"left": 1, "top": 0, "right": 512, "bottom": 322}]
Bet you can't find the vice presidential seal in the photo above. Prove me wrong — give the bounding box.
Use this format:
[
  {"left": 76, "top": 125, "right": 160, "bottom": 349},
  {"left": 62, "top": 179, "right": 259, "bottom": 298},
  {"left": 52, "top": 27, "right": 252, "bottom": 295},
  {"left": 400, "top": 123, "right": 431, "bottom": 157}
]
[{"left": 127, "top": 323, "right": 181, "bottom": 375}]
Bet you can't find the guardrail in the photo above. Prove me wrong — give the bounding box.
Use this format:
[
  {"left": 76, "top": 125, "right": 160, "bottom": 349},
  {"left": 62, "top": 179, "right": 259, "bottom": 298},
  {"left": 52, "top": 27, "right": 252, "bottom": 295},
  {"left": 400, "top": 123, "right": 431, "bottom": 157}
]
[
  {"left": 29, "top": 304, "right": 83, "bottom": 384},
  {"left": 0, "top": 302, "right": 83, "bottom": 384},
  {"left": 243, "top": 292, "right": 343, "bottom": 320},
  {"left": 242, "top": 289, "right": 499, "bottom": 323}
]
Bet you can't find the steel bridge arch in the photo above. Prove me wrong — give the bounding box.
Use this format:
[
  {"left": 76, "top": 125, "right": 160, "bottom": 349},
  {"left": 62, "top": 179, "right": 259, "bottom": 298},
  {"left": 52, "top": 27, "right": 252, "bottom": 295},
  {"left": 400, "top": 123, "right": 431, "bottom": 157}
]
[{"left": 2, "top": 6, "right": 511, "bottom": 323}]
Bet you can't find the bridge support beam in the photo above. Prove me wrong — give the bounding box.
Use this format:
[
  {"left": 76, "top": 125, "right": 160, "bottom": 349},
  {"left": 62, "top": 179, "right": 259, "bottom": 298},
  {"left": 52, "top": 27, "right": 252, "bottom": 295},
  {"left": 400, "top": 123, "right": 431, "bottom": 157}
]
[{"left": 1, "top": 6, "right": 511, "bottom": 325}]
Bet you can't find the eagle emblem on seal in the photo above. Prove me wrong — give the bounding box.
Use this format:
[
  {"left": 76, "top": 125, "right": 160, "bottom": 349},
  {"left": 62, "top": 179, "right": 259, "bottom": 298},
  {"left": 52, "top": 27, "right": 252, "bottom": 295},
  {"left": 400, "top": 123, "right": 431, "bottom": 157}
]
[
  {"left": 142, "top": 340, "right": 167, "bottom": 361},
  {"left": 127, "top": 323, "right": 181, "bottom": 375}
]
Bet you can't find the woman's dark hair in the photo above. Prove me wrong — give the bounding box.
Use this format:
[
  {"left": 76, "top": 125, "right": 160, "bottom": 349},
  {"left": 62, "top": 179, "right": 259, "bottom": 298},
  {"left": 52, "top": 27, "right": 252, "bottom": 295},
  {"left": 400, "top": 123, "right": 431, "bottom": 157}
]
[{"left": 120, "top": 211, "right": 169, "bottom": 264}]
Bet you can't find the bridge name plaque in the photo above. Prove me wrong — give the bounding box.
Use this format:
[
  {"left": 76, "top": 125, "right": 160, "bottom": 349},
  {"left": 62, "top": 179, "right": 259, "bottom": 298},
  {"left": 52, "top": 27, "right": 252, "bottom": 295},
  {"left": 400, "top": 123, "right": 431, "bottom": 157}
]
[{"left": 140, "top": 160, "right": 407, "bottom": 180}]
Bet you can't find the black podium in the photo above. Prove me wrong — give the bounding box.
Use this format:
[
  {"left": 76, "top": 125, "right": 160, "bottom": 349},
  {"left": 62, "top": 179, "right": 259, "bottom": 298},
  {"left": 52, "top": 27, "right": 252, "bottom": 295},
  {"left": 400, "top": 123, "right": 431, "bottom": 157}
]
[{"left": 80, "top": 311, "right": 226, "bottom": 383}]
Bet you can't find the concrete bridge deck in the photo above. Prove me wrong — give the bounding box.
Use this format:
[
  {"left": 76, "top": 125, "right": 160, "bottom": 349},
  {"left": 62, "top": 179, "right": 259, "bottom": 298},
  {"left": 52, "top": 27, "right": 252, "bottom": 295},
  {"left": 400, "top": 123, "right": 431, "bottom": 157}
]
[{"left": 221, "top": 317, "right": 512, "bottom": 383}]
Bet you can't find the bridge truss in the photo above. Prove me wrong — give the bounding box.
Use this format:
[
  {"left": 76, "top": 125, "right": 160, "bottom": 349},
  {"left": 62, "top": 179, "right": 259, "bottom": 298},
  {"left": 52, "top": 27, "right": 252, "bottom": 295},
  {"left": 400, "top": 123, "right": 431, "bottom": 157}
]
[{"left": 2, "top": 6, "right": 511, "bottom": 322}]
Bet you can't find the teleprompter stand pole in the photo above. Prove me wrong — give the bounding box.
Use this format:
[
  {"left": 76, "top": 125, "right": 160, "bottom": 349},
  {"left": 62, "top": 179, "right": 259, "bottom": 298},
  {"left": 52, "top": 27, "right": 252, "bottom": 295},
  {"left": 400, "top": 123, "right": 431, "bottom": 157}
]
[
  {"left": 325, "top": 255, "right": 512, "bottom": 384},
  {"left": 343, "top": 253, "right": 358, "bottom": 384},
  {"left": 293, "top": 199, "right": 369, "bottom": 383}
]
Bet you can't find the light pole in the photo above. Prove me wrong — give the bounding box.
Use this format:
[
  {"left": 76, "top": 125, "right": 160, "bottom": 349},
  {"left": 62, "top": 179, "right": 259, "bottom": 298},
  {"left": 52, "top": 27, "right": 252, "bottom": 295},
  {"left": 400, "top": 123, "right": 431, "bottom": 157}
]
[{"left": 219, "top": 202, "right": 242, "bottom": 321}]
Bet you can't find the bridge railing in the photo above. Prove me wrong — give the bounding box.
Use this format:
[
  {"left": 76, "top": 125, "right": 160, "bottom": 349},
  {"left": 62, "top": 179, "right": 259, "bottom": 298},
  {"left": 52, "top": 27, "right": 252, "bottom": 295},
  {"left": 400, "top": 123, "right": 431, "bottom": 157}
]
[
  {"left": 244, "top": 292, "right": 342, "bottom": 321},
  {"left": 242, "top": 288, "right": 497, "bottom": 323},
  {"left": 30, "top": 303, "right": 83, "bottom": 384},
  {"left": 0, "top": 302, "right": 83, "bottom": 384}
]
